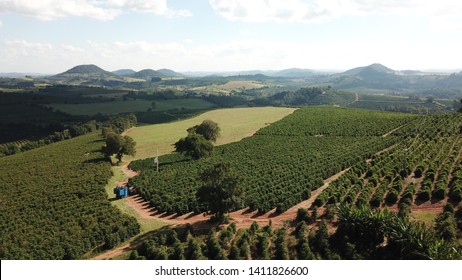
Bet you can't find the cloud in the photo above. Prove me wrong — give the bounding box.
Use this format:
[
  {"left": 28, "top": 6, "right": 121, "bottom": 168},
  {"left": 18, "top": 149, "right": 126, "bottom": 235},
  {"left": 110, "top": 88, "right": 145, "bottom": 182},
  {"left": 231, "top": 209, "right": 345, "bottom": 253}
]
[
  {"left": 1, "top": 38, "right": 461, "bottom": 73},
  {"left": 0, "top": 0, "right": 191, "bottom": 21},
  {"left": 428, "top": 16, "right": 462, "bottom": 32},
  {"left": 209, "top": 0, "right": 462, "bottom": 23},
  {"left": 0, "top": 20, "right": 3, "bottom": 27}
]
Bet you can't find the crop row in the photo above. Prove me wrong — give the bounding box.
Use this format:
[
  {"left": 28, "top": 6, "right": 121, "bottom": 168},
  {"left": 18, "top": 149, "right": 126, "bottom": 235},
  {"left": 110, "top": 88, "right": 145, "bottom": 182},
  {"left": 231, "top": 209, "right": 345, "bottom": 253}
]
[
  {"left": 316, "top": 113, "right": 462, "bottom": 208},
  {"left": 129, "top": 107, "right": 411, "bottom": 215},
  {"left": 0, "top": 133, "right": 140, "bottom": 259}
]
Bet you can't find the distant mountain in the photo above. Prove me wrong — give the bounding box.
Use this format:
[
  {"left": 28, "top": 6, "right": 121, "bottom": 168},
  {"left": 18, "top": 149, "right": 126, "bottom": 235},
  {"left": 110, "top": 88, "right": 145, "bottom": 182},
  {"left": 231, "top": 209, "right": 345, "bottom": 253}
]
[
  {"left": 328, "top": 64, "right": 406, "bottom": 89},
  {"left": 181, "top": 69, "right": 318, "bottom": 78},
  {"left": 49, "top": 64, "right": 126, "bottom": 86},
  {"left": 342, "top": 63, "right": 395, "bottom": 76},
  {"left": 157, "top": 69, "right": 183, "bottom": 77},
  {"left": 274, "top": 68, "right": 316, "bottom": 78},
  {"left": 113, "top": 69, "right": 136, "bottom": 76},
  {"left": 0, "top": 72, "right": 47, "bottom": 78},
  {"left": 58, "top": 64, "right": 114, "bottom": 76},
  {"left": 397, "top": 70, "right": 424, "bottom": 75},
  {"left": 325, "top": 63, "right": 462, "bottom": 98},
  {"left": 129, "top": 69, "right": 165, "bottom": 79}
]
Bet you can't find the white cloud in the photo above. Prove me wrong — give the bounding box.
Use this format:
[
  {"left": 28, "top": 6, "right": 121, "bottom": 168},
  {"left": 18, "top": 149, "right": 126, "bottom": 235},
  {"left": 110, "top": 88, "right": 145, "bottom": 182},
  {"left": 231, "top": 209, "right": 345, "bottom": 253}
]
[
  {"left": 209, "top": 0, "right": 462, "bottom": 23},
  {"left": 428, "top": 16, "right": 462, "bottom": 32},
  {"left": 1, "top": 38, "right": 461, "bottom": 73},
  {"left": 0, "top": 0, "right": 191, "bottom": 21},
  {"left": 0, "top": 20, "right": 3, "bottom": 27},
  {"left": 61, "top": 44, "right": 84, "bottom": 52}
]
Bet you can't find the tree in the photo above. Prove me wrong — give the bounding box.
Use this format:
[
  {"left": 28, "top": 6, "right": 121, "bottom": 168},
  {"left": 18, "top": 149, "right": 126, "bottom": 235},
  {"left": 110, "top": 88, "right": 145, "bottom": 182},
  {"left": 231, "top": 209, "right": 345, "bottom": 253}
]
[
  {"left": 274, "top": 228, "right": 289, "bottom": 260},
  {"left": 434, "top": 211, "right": 457, "bottom": 242},
  {"left": 296, "top": 208, "right": 309, "bottom": 222},
  {"left": 312, "top": 220, "right": 332, "bottom": 259},
  {"left": 255, "top": 234, "right": 270, "bottom": 260},
  {"left": 174, "top": 134, "right": 213, "bottom": 159},
  {"left": 186, "top": 237, "right": 205, "bottom": 260},
  {"left": 187, "top": 120, "right": 221, "bottom": 142},
  {"left": 103, "top": 133, "right": 136, "bottom": 163},
  {"left": 206, "top": 230, "right": 227, "bottom": 260},
  {"left": 196, "top": 163, "right": 244, "bottom": 220},
  {"left": 295, "top": 222, "right": 315, "bottom": 260}
]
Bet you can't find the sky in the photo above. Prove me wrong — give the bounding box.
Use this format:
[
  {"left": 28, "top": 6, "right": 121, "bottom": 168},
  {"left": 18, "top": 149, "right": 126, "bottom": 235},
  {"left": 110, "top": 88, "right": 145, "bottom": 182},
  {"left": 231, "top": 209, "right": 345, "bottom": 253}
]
[{"left": 0, "top": 0, "right": 461, "bottom": 73}]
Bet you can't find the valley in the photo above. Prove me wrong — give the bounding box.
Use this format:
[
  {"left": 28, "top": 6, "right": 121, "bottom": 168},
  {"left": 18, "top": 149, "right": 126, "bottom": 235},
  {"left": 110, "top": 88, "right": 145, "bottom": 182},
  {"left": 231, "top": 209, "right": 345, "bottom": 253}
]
[{"left": 1, "top": 63, "right": 461, "bottom": 260}]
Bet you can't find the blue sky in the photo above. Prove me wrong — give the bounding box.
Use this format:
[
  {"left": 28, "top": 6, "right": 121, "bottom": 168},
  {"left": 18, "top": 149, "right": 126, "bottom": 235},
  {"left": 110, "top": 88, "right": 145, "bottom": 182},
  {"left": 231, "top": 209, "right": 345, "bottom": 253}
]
[{"left": 0, "top": 0, "right": 461, "bottom": 73}]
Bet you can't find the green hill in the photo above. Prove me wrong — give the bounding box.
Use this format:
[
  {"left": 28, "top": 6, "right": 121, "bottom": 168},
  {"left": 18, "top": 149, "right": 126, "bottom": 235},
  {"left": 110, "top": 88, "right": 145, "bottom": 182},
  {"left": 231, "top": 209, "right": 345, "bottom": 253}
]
[
  {"left": 130, "top": 69, "right": 165, "bottom": 80},
  {"left": 0, "top": 132, "right": 140, "bottom": 259}
]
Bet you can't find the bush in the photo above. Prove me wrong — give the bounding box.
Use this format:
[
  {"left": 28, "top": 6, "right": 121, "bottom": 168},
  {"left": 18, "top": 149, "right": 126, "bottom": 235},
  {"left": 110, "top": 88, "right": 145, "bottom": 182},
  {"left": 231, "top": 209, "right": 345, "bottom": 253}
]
[
  {"left": 385, "top": 189, "right": 399, "bottom": 204},
  {"left": 296, "top": 208, "right": 309, "bottom": 222}
]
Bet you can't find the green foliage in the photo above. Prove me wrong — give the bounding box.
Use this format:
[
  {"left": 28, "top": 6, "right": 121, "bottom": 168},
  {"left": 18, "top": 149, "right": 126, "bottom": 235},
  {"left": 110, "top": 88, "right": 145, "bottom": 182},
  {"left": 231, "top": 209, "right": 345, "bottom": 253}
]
[
  {"left": 130, "top": 107, "right": 409, "bottom": 215},
  {"left": 270, "top": 87, "right": 356, "bottom": 106},
  {"left": 174, "top": 134, "right": 214, "bottom": 160},
  {"left": 103, "top": 133, "right": 136, "bottom": 163},
  {"left": 274, "top": 228, "right": 289, "bottom": 260},
  {"left": 186, "top": 237, "right": 206, "bottom": 260},
  {"left": 196, "top": 163, "right": 244, "bottom": 219},
  {"left": 255, "top": 233, "right": 270, "bottom": 260},
  {"left": 205, "top": 231, "right": 227, "bottom": 260},
  {"left": 333, "top": 206, "right": 461, "bottom": 260},
  {"left": 295, "top": 221, "right": 315, "bottom": 260},
  {"left": 187, "top": 119, "right": 221, "bottom": 142},
  {"left": 317, "top": 112, "right": 462, "bottom": 211},
  {"left": 0, "top": 133, "right": 140, "bottom": 259},
  {"left": 312, "top": 220, "right": 332, "bottom": 259},
  {"left": 434, "top": 212, "right": 457, "bottom": 242},
  {"left": 296, "top": 208, "right": 309, "bottom": 222},
  {"left": 132, "top": 207, "right": 461, "bottom": 260}
]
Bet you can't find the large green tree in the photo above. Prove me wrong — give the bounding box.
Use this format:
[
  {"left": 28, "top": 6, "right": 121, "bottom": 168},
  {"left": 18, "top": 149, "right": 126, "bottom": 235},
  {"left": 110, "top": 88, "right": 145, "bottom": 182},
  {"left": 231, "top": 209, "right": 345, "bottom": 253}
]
[
  {"left": 196, "top": 163, "right": 244, "bottom": 220},
  {"left": 103, "top": 133, "right": 136, "bottom": 163},
  {"left": 187, "top": 120, "right": 221, "bottom": 142},
  {"left": 174, "top": 134, "right": 213, "bottom": 159}
]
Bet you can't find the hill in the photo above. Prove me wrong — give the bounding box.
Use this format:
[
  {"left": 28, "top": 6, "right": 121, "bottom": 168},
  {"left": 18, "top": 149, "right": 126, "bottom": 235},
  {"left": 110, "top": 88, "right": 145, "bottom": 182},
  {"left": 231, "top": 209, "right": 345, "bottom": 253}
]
[
  {"left": 112, "top": 69, "right": 136, "bottom": 76},
  {"left": 157, "top": 68, "right": 184, "bottom": 77},
  {"left": 268, "top": 86, "right": 356, "bottom": 106},
  {"left": 49, "top": 64, "right": 125, "bottom": 86},
  {"left": 0, "top": 132, "right": 140, "bottom": 259},
  {"left": 342, "top": 63, "right": 395, "bottom": 76},
  {"left": 129, "top": 69, "right": 165, "bottom": 80},
  {"left": 327, "top": 63, "right": 462, "bottom": 98},
  {"left": 274, "top": 68, "right": 316, "bottom": 78},
  {"left": 56, "top": 64, "right": 115, "bottom": 76}
]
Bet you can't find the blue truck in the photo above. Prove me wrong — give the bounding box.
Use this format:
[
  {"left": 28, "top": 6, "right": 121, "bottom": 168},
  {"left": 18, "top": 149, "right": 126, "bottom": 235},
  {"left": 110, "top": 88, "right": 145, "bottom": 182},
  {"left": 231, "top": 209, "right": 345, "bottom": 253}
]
[{"left": 113, "top": 185, "right": 129, "bottom": 199}]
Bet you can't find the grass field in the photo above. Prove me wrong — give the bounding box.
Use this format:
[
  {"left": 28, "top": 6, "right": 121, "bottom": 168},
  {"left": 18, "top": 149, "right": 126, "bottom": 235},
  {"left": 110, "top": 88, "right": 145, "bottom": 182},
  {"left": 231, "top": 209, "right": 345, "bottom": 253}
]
[
  {"left": 49, "top": 98, "right": 216, "bottom": 115},
  {"left": 124, "top": 107, "right": 296, "bottom": 160}
]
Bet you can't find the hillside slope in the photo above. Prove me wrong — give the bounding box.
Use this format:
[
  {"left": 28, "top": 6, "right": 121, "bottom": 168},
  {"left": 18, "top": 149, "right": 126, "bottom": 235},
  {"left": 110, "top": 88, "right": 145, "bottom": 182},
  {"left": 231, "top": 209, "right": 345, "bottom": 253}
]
[{"left": 0, "top": 133, "right": 140, "bottom": 259}]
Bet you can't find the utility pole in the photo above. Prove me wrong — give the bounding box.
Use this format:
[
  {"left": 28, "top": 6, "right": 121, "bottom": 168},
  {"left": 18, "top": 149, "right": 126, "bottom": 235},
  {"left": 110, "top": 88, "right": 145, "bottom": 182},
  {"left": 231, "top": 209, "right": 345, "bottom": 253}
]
[{"left": 154, "top": 149, "right": 159, "bottom": 173}]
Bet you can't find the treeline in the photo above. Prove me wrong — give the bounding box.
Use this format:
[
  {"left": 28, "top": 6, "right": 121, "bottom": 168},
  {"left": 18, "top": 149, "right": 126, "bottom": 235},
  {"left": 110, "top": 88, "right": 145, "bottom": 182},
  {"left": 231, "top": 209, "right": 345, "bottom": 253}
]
[
  {"left": 251, "top": 86, "right": 356, "bottom": 107},
  {"left": 129, "top": 206, "right": 461, "bottom": 260},
  {"left": 0, "top": 114, "right": 137, "bottom": 157}
]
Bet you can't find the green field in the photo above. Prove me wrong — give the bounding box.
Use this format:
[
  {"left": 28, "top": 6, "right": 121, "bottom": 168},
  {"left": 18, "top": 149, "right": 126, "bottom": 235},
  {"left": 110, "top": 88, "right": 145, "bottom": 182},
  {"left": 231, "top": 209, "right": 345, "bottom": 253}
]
[
  {"left": 124, "top": 107, "right": 296, "bottom": 160},
  {"left": 49, "top": 98, "right": 216, "bottom": 116},
  {"left": 0, "top": 133, "right": 140, "bottom": 259},
  {"left": 128, "top": 107, "right": 416, "bottom": 214}
]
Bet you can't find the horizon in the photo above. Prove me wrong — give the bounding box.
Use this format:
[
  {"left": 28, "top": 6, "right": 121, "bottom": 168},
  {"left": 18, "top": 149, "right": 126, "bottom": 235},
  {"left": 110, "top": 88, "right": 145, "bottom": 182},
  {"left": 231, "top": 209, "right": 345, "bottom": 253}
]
[
  {"left": 1, "top": 0, "right": 462, "bottom": 73},
  {"left": 1, "top": 62, "right": 460, "bottom": 77}
]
